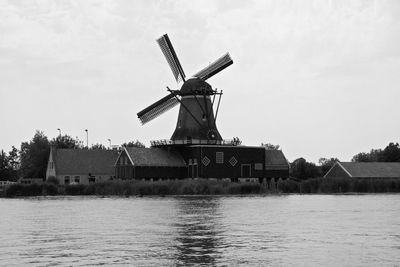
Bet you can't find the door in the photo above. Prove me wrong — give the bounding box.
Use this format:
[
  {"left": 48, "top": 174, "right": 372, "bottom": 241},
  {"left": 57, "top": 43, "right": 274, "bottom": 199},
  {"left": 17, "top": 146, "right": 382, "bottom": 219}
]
[
  {"left": 241, "top": 164, "right": 251, "bottom": 178},
  {"left": 193, "top": 164, "right": 198, "bottom": 178},
  {"left": 188, "top": 164, "right": 192, "bottom": 178}
]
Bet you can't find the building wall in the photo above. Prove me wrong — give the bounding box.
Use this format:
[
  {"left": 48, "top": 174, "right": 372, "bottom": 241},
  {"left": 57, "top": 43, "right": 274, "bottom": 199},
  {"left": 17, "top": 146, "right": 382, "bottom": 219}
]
[
  {"left": 56, "top": 173, "right": 114, "bottom": 185},
  {"left": 115, "top": 164, "right": 186, "bottom": 180},
  {"left": 180, "top": 146, "right": 266, "bottom": 179},
  {"left": 264, "top": 169, "right": 289, "bottom": 179},
  {"left": 134, "top": 166, "right": 185, "bottom": 179},
  {"left": 19, "top": 178, "right": 44, "bottom": 185}
]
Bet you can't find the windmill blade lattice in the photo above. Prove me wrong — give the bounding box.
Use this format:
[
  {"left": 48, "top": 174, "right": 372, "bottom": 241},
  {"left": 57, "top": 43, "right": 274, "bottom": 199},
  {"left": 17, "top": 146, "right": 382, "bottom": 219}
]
[
  {"left": 157, "top": 34, "right": 186, "bottom": 83},
  {"left": 193, "top": 53, "right": 233, "bottom": 81},
  {"left": 137, "top": 93, "right": 179, "bottom": 124}
]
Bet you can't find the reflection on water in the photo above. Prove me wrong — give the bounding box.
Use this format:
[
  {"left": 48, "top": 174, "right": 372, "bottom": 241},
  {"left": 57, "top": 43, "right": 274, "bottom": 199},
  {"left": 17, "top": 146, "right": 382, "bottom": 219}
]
[
  {"left": 1, "top": 195, "right": 400, "bottom": 266},
  {"left": 173, "top": 197, "right": 224, "bottom": 266}
]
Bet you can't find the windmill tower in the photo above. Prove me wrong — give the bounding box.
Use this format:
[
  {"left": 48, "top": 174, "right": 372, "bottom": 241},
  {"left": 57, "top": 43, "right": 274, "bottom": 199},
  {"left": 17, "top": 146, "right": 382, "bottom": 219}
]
[
  {"left": 114, "top": 34, "right": 290, "bottom": 181},
  {"left": 137, "top": 34, "right": 233, "bottom": 145}
]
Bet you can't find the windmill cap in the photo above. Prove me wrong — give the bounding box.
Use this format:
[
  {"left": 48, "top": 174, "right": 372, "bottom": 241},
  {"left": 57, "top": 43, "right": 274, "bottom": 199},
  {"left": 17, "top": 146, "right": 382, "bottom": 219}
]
[{"left": 180, "top": 78, "right": 213, "bottom": 95}]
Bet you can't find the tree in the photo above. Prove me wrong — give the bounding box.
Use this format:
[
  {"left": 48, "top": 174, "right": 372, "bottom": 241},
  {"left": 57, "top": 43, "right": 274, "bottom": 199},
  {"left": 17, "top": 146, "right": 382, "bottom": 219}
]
[
  {"left": 51, "top": 135, "right": 82, "bottom": 149},
  {"left": 0, "top": 147, "right": 20, "bottom": 181},
  {"left": 351, "top": 143, "right": 400, "bottom": 162},
  {"left": 6, "top": 146, "right": 19, "bottom": 180},
  {"left": 90, "top": 143, "right": 107, "bottom": 150},
  {"left": 290, "top": 158, "right": 322, "bottom": 180},
  {"left": 122, "top": 140, "right": 145, "bottom": 148},
  {"left": 352, "top": 149, "right": 382, "bottom": 162},
  {"left": 19, "top": 130, "right": 50, "bottom": 178},
  {"left": 261, "top": 143, "right": 280, "bottom": 150},
  {"left": 380, "top": 142, "right": 400, "bottom": 162},
  {"left": 0, "top": 150, "right": 8, "bottom": 180},
  {"left": 318, "top": 157, "right": 339, "bottom": 176}
]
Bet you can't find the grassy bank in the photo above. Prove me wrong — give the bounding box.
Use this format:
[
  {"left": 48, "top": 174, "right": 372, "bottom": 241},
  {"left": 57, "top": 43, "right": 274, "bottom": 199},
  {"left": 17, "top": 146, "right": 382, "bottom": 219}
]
[
  {"left": 2, "top": 178, "right": 400, "bottom": 197},
  {"left": 278, "top": 177, "right": 400, "bottom": 193},
  {"left": 2, "top": 179, "right": 266, "bottom": 197}
]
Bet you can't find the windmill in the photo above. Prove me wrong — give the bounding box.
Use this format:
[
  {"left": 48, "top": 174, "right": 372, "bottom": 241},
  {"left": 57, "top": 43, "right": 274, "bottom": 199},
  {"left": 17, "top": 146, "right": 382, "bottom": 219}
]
[{"left": 137, "top": 34, "right": 233, "bottom": 145}]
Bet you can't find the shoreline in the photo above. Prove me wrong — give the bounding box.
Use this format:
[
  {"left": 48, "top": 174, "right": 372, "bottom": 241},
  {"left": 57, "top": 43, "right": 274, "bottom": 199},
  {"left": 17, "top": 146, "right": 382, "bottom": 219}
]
[{"left": 2, "top": 177, "right": 400, "bottom": 198}]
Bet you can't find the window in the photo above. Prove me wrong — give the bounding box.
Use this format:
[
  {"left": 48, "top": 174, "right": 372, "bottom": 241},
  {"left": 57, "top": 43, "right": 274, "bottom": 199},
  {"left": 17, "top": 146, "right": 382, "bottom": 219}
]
[
  {"left": 74, "top": 176, "right": 80, "bottom": 183},
  {"left": 229, "top": 156, "right": 238, "bottom": 166},
  {"left": 254, "top": 163, "right": 263, "bottom": 170},
  {"left": 64, "top": 176, "right": 70, "bottom": 185},
  {"left": 89, "top": 177, "right": 96, "bottom": 183},
  {"left": 202, "top": 156, "right": 210, "bottom": 166},
  {"left": 216, "top": 152, "right": 224, "bottom": 164}
]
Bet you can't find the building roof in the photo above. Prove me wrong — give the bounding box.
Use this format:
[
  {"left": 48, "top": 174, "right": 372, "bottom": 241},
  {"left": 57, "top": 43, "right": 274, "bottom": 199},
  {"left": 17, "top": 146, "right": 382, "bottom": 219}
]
[
  {"left": 54, "top": 149, "right": 119, "bottom": 175},
  {"left": 124, "top": 147, "right": 186, "bottom": 167},
  {"left": 335, "top": 162, "right": 400, "bottom": 178},
  {"left": 265, "top": 149, "right": 289, "bottom": 170}
]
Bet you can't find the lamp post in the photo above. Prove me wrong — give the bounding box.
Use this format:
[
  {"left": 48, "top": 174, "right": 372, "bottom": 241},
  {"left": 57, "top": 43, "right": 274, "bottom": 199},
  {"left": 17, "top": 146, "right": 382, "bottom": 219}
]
[
  {"left": 108, "top": 139, "right": 111, "bottom": 149},
  {"left": 57, "top": 128, "right": 61, "bottom": 136},
  {"left": 85, "top": 129, "right": 88, "bottom": 148}
]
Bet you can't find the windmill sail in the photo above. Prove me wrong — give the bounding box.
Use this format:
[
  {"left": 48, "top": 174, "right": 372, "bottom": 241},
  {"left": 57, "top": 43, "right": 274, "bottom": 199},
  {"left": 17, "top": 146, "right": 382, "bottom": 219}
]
[
  {"left": 137, "top": 93, "right": 179, "bottom": 124},
  {"left": 193, "top": 53, "right": 233, "bottom": 81},
  {"left": 157, "top": 34, "right": 186, "bottom": 83}
]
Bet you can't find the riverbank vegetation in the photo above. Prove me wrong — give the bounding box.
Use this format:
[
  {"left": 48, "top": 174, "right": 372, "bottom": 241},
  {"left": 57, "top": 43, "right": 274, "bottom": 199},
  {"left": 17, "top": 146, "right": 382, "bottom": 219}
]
[{"left": 3, "top": 177, "right": 400, "bottom": 198}]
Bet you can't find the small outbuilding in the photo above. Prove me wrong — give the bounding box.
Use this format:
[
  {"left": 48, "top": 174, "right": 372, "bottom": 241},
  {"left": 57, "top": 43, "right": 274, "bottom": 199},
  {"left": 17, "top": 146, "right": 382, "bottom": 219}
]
[
  {"left": 46, "top": 147, "right": 119, "bottom": 184},
  {"left": 324, "top": 162, "right": 400, "bottom": 179},
  {"left": 115, "top": 147, "right": 187, "bottom": 180}
]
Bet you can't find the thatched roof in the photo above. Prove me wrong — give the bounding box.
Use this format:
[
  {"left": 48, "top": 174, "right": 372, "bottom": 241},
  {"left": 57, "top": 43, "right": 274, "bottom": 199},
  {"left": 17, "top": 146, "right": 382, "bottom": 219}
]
[
  {"left": 265, "top": 149, "right": 289, "bottom": 170},
  {"left": 54, "top": 149, "right": 119, "bottom": 175},
  {"left": 124, "top": 147, "right": 186, "bottom": 167},
  {"left": 337, "top": 162, "right": 400, "bottom": 178}
]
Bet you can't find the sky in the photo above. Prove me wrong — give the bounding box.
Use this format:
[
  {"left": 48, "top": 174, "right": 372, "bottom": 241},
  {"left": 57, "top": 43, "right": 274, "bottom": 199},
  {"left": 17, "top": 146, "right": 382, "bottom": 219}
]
[{"left": 1, "top": 0, "right": 399, "bottom": 163}]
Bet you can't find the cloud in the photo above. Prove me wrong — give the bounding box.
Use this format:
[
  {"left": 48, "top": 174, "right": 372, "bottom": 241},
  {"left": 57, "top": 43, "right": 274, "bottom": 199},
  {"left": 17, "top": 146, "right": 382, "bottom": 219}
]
[{"left": 1, "top": 0, "right": 400, "bottom": 162}]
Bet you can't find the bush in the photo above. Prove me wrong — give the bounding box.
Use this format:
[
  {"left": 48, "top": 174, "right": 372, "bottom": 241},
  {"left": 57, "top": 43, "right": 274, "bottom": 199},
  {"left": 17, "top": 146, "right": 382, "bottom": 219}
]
[
  {"left": 65, "top": 184, "right": 86, "bottom": 195},
  {"left": 278, "top": 179, "right": 300, "bottom": 193},
  {"left": 47, "top": 176, "right": 59, "bottom": 185},
  {"left": 4, "top": 177, "right": 400, "bottom": 197},
  {"left": 5, "top": 183, "right": 42, "bottom": 197},
  {"left": 43, "top": 183, "right": 58, "bottom": 195}
]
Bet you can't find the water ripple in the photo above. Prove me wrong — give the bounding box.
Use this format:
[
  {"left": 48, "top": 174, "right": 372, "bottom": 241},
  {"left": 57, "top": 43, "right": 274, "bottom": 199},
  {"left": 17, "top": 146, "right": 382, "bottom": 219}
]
[{"left": 1, "top": 195, "right": 400, "bottom": 266}]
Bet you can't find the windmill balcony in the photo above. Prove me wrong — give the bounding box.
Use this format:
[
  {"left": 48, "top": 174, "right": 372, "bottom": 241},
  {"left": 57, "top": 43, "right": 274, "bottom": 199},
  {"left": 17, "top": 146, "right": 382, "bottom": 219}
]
[{"left": 150, "top": 138, "right": 242, "bottom": 147}]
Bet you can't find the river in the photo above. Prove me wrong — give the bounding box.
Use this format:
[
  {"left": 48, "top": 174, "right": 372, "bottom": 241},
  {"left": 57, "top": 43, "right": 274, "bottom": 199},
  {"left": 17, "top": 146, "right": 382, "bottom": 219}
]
[{"left": 0, "top": 195, "right": 399, "bottom": 266}]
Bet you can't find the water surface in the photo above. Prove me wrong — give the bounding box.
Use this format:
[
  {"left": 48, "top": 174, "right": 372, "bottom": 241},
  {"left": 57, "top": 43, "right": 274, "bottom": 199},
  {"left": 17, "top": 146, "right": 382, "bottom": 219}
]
[{"left": 1, "top": 195, "right": 400, "bottom": 266}]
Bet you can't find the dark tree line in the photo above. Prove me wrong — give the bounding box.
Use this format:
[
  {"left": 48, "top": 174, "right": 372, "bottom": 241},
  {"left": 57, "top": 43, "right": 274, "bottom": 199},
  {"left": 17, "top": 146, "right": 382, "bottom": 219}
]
[
  {"left": 352, "top": 142, "right": 400, "bottom": 162},
  {"left": 0, "top": 130, "right": 145, "bottom": 180},
  {"left": 0, "top": 146, "right": 19, "bottom": 181},
  {"left": 290, "top": 142, "right": 400, "bottom": 180},
  {"left": 122, "top": 140, "right": 145, "bottom": 148},
  {"left": 290, "top": 157, "right": 338, "bottom": 180}
]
